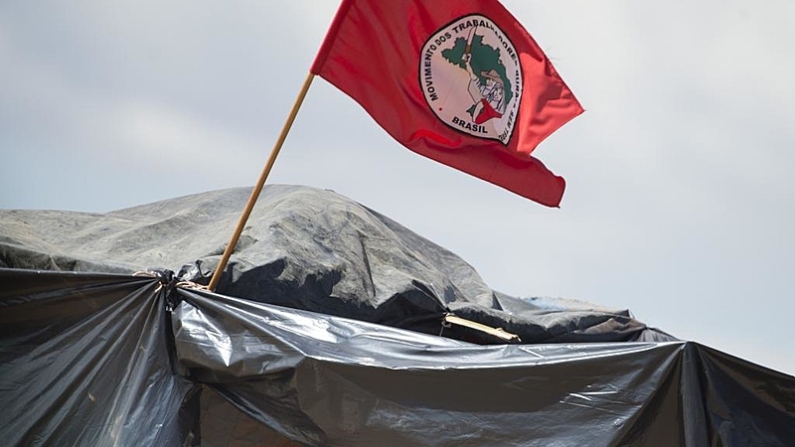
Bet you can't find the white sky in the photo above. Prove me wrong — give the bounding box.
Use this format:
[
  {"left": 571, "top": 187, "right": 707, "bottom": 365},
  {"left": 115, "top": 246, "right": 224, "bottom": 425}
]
[{"left": 1, "top": 1, "right": 793, "bottom": 375}]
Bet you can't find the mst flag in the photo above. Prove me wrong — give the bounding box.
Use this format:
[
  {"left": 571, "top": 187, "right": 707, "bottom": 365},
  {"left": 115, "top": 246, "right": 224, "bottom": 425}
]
[{"left": 311, "top": 0, "right": 583, "bottom": 207}]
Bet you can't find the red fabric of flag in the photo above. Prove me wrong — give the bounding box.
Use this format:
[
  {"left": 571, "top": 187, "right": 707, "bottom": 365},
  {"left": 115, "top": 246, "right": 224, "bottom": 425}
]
[{"left": 311, "top": 0, "right": 583, "bottom": 207}]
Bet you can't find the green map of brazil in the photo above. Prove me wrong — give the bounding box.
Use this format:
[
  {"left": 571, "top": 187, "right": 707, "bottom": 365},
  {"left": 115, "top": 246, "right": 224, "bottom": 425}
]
[{"left": 441, "top": 35, "right": 514, "bottom": 109}]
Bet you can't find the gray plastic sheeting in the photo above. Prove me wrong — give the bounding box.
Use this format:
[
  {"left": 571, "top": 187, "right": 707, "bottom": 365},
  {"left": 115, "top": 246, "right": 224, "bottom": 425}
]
[
  {"left": 0, "top": 185, "right": 673, "bottom": 345},
  {"left": 2, "top": 270, "right": 795, "bottom": 446},
  {"left": 173, "top": 286, "right": 795, "bottom": 446}
]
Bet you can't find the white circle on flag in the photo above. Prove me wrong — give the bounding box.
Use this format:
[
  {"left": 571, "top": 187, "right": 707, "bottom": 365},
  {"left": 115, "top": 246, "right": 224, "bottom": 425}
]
[{"left": 419, "top": 14, "right": 523, "bottom": 145}]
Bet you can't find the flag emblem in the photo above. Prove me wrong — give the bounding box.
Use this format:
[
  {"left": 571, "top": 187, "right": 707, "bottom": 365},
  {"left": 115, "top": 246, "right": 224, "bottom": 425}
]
[{"left": 420, "top": 15, "right": 523, "bottom": 145}]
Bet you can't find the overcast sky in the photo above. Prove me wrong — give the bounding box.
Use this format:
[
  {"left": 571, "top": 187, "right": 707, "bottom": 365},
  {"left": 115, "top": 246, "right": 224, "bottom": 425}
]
[{"left": 1, "top": 1, "right": 793, "bottom": 375}]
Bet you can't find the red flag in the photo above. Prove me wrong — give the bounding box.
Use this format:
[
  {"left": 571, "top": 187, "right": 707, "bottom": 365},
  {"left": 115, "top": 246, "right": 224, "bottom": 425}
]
[{"left": 311, "top": 0, "right": 583, "bottom": 207}]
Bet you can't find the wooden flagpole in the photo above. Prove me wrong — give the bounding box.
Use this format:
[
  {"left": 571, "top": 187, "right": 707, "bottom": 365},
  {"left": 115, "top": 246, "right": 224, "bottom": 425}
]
[{"left": 207, "top": 72, "right": 316, "bottom": 292}]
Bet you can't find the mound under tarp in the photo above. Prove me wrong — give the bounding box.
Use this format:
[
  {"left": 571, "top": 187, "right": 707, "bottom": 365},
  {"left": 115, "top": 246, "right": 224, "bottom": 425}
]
[
  {"left": 1, "top": 185, "right": 794, "bottom": 446},
  {"left": 0, "top": 185, "right": 672, "bottom": 344}
]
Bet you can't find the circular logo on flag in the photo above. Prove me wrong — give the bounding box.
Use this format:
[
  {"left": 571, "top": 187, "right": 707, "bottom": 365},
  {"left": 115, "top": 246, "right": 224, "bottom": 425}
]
[{"left": 419, "top": 15, "right": 523, "bottom": 145}]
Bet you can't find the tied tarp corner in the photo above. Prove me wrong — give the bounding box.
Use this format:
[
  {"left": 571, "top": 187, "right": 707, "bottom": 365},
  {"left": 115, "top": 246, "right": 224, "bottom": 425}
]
[{"left": 0, "top": 270, "right": 198, "bottom": 446}]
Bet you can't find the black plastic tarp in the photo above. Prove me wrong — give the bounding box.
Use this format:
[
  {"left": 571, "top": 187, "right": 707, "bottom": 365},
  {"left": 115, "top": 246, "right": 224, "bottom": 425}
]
[
  {"left": 1, "top": 185, "right": 794, "bottom": 446},
  {"left": 2, "top": 269, "right": 794, "bottom": 446},
  {"left": 0, "top": 270, "right": 198, "bottom": 446}
]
